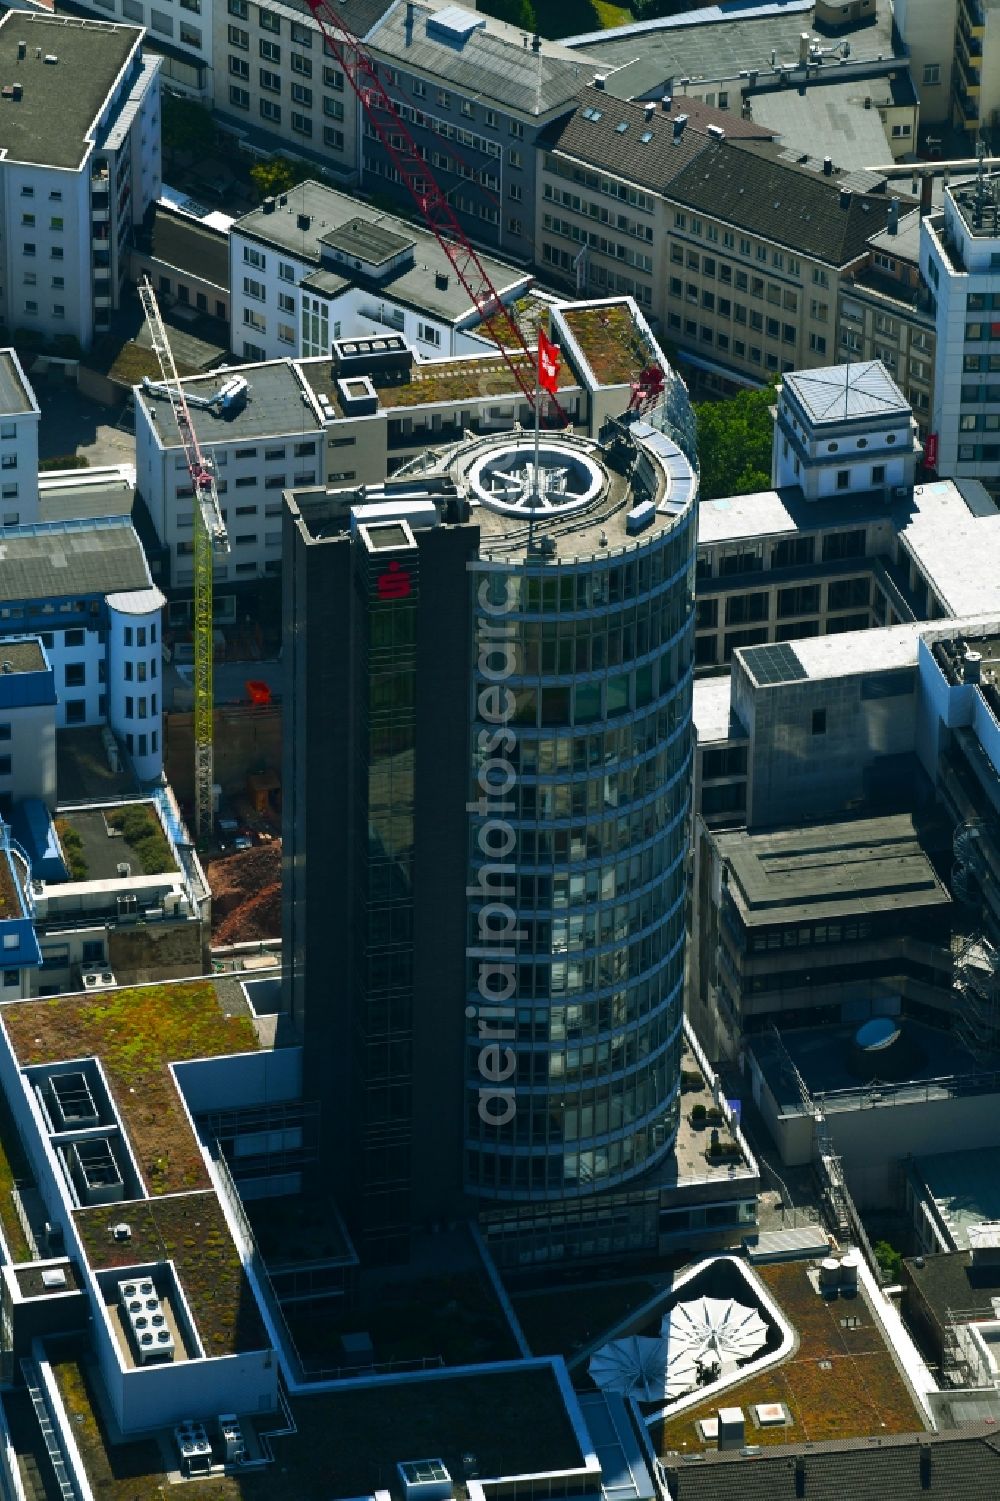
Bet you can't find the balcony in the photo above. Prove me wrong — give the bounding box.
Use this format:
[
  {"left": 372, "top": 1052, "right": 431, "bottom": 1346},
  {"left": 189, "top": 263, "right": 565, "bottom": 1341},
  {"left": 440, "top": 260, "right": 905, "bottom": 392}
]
[
  {"left": 961, "top": 0, "right": 986, "bottom": 31},
  {"left": 955, "top": 49, "right": 981, "bottom": 91},
  {"left": 93, "top": 295, "right": 112, "bottom": 309},
  {"left": 953, "top": 85, "right": 981, "bottom": 125}
]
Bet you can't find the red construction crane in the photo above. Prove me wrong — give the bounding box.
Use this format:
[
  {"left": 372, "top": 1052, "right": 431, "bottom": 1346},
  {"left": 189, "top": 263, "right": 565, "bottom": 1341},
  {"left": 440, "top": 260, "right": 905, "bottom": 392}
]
[{"left": 304, "top": 0, "right": 566, "bottom": 422}]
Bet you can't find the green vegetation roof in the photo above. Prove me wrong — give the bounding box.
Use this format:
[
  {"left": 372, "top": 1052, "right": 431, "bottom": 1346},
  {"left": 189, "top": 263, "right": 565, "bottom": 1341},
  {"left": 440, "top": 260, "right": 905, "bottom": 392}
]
[
  {"left": 653, "top": 1259, "right": 925, "bottom": 1454},
  {"left": 74, "top": 1192, "right": 266, "bottom": 1356},
  {"left": 2, "top": 981, "right": 259, "bottom": 1195},
  {"left": 561, "top": 303, "right": 658, "bottom": 388}
]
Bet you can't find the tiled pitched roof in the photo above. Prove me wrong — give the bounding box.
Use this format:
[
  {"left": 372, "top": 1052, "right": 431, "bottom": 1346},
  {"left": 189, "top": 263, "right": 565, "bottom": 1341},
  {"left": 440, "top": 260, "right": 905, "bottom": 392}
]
[
  {"left": 541, "top": 88, "right": 773, "bottom": 195},
  {"left": 666, "top": 139, "right": 899, "bottom": 264}
]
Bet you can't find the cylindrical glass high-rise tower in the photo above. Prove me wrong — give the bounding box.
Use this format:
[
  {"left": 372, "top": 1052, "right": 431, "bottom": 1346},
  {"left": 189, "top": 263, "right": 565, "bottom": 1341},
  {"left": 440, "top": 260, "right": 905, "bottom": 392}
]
[{"left": 458, "top": 408, "right": 698, "bottom": 1217}]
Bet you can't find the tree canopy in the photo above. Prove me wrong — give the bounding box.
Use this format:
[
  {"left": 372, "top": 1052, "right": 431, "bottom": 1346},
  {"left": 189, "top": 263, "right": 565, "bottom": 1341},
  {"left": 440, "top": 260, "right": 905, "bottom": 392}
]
[
  {"left": 161, "top": 94, "right": 216, "bottom": 158},
  {"left": 249, "top": 156, "right": 311, "bottom": 202},
  {"left": 694, "top": 382, "right": 777, "bottom": 501}
]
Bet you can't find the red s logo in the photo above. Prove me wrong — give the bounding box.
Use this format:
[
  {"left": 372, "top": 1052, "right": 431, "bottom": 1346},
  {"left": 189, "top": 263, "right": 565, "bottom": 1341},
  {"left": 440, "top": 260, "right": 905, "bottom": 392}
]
[{"left": 377, "top": 560, "right": 411, "bottom": 600}]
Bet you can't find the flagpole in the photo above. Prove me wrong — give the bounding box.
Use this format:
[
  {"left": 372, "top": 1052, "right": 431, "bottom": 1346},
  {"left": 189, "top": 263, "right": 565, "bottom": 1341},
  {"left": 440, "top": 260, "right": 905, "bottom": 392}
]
[{"left": 530, "top": 374, "right": 541, "bottom": 552}]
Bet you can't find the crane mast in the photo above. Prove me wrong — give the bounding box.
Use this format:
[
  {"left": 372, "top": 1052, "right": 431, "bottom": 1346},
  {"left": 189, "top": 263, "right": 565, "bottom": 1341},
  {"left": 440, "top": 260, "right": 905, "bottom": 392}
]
[
  {"left": 138, "top": 278, "right": 229, "bottom": 842},
  {"left": 304, "top": 0, "right": 566, "bottom": 422}
]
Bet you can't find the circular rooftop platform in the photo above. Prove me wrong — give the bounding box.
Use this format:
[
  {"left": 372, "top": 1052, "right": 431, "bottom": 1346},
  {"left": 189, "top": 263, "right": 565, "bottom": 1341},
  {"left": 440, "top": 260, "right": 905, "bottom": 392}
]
[{"left": 465, "top": 439, "right": 606, "bottom": 518}]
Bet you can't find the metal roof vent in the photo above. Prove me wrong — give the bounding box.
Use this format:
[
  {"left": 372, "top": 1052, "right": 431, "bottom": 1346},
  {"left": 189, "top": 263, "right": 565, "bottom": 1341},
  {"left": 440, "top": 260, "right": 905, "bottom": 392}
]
[
  {"left": 43, "top": 54, "right": 58, "bottom": 64},
  {"left": 435, "top": 270, "right": 448, "bottom": 290},
  {"left": 111, "top": 1222, "right": 132, "bottom": 1241},
  {"left": 297, "top": 212, "right": 311, "bottom": 230}
]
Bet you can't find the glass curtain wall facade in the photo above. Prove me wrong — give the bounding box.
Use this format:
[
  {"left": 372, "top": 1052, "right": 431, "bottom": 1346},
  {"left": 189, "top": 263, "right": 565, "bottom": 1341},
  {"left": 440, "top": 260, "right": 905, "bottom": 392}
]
[
  {"left": 352, "top": 535, "right": 418, "bottom": 1261},
  {"left": 465, "top": 514, "right": 697, "bottom": 1209}
]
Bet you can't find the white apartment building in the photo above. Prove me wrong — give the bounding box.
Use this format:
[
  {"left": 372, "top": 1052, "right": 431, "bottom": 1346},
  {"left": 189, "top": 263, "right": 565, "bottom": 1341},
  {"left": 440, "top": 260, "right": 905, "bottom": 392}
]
[
  {"left": 923, "top": 170, "right": 1000, "bottom": 492},
  {"left": 0, "top": 518, "right": 165, "bottom": 783},
  {"left": 0, "top": 349, "right": 40, "bottom": 528},
  {"left": 229, "top": 180, "right": 531, "bottom": 364},
  {"left": 0, "top": 13, "right": 161, "bottom": 350}
]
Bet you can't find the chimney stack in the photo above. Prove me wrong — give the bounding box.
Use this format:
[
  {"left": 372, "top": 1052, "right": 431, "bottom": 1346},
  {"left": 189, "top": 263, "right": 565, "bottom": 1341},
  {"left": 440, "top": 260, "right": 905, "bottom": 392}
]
[
  {"left": 672, "top": 113, "right": 688, "bottom": 141},
  {"left": 799, "top": 31, "right": 810, "bottom": 65},
  {"left": 593, "top": 73, "right": 606, "bottom": 90},
  {"left": 823, "top": 155, "right": 832, "bottom": 175},
  {"left": 795, "top": 1456, "right": 806, "bottom": 1499},
  {"left": 532, "top": 31, "right": 540, "bottom": 51},
  {"left": 644, "top": 102, "right": 656, "bottom": 121},
  {"left": 660, "top": 95, "right": 672, "bottom": 112},
  {"left": 920, "top": 172, "right": 933, "bottom": 218},
  {"left": 888, "top": 197, "right": 899, "bottom": 235}
]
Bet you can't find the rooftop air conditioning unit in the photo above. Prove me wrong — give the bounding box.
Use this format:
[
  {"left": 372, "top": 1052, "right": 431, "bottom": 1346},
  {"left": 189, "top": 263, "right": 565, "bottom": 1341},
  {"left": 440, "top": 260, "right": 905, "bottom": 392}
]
[
  {"left": 82, "top": 973, "right": 104, "bottom": 990},
  {"left": 116, "top": 862, "right": 131, "bottom": 878},
  {"left": 173, "top": 1420, "right": 211, "bottom": 1476},
  {"left": 120, "top": 1277, "right": 175, "bottom": 1366},
  {"left": 218, "top": 1414, "right": 246, "bottom": 1464}
]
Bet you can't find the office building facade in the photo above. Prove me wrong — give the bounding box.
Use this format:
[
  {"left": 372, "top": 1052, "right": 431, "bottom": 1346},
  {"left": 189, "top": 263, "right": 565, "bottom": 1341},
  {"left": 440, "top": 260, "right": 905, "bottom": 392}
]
[
  {"left": 283, "top": 324, "right": 700, "bottom": 1264},
  {"left": 923, "top": 170, "right": 1000, "bottom": 494}
]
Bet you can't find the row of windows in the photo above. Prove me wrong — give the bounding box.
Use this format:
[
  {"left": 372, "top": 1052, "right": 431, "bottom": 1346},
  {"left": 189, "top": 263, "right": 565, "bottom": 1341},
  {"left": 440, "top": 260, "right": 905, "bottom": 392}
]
[
  {"left": 485, "top": 828, "right": 683, "bottom": 924},
  {"left": 138, "top": 271, "right": 226, "bottom": 321},
  {"left": 541, "top": 184, "right": 653, "bottom": 244},
  {"left": 666, "top": 312, "right": 796, "bottom": 371},
  {"left": 669, "top": 248, "right": 811, "bottom": 312},
  {"left": 476, "top": 528, "right": 693, "bottom": 616},
  {"left": 672, "top": 212, "right": 816, "bottom": 278},
  {"left": 696, "top": 576, "right": 872, "bottom": 630},
  {"left": 471, "top": 1024, "right": 680, "bottom": 1113},
  {"left": 544, "top": 214, "right": 653, "bottom": 273},
  {"left": 668, "top": 281, "right": 799, "bottom": 340},
  {"left": 125, "top": 730, "right": 159, "bottom": 757},
  {"left": 543, "top": 153, "right": 656, "bottom": 214},
  {"left": 387, "top": 69, "right": 523, "bottom": 134}
]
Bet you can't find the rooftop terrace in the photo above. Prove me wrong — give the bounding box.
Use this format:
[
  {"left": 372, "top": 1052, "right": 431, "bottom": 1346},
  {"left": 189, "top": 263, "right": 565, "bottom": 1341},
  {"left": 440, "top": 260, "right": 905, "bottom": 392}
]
[
  {"left": 53, "top": 802, "right": 176, "bottom": 884},
  {"left": 0, "top": 14, "right": 139, "bottom": 171},
  {"left": 654, "top": 1257, "right": 925, "bottom": 1455}
]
